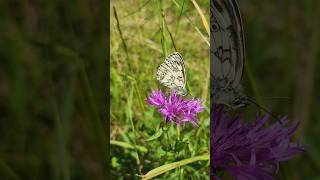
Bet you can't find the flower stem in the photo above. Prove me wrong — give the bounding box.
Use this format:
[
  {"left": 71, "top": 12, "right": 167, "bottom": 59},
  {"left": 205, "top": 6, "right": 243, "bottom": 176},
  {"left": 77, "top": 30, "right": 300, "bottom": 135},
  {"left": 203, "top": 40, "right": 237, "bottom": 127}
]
[{"left": 176, "top": 125, "right": 180, "bottom": 141}]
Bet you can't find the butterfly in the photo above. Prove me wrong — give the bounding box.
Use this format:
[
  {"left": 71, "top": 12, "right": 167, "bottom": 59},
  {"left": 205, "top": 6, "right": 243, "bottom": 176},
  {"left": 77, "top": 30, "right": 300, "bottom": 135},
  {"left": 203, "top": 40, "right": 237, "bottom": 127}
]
[
  {"left": 211, "top": 0, "right": 248, "bottom": 109},
  {"left": 156, "top": 52, "right": 187, "bottom": 96}
]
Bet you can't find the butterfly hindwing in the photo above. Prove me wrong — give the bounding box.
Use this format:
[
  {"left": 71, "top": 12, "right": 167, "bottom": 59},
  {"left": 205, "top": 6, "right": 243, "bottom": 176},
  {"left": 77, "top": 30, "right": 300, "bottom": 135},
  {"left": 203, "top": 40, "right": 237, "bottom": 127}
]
[{"left": 156, "top": 52, "right": 187, "bottom": 96}]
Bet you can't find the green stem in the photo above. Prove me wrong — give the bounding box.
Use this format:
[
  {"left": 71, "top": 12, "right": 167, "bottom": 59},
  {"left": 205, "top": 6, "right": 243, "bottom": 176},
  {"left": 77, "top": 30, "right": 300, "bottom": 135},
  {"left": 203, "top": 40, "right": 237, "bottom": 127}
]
[
  {"left": 177, "top": 126, "right": 180, "bottom": 141},
  {"left": 128, "top": 87, "right": 142, "bottom": 173},
  {"left": 164, "top": 126, "right": 173, "bottom": 151},
  {"left": 245, "top": 58, "right": 264, "bottom": 107},
  {"left": 158, "top": 0, "right": 168, "bottom": 57}
]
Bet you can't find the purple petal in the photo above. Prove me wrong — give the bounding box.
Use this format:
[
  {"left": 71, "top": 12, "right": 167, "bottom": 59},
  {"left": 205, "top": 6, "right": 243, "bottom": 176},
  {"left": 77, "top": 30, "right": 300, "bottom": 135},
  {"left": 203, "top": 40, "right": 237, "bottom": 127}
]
[
  {"left": 227, "top": 164, "right": 275, "bottom": 180},
  {"left": 146, "top": 90, "right": 165, "bottom": 107}
]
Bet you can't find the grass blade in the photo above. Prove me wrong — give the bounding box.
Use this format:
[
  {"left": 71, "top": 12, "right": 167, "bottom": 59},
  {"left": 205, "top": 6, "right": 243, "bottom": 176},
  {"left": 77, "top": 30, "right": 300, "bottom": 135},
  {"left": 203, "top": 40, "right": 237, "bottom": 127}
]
[
  {"left": 110, "top": 140, "right": 148, "bottom": 153},
  {"left": 141, "top": 154, "right": 209, "bottom": 180},
  {"left": 191, "top": 0, "right": 210, "bottom": 36},
  {"left": 195, "top": 26, "right": 210, "bottom": 46},
  {"left": 172, "top": 0, "right": 209, "bottom": 46}
]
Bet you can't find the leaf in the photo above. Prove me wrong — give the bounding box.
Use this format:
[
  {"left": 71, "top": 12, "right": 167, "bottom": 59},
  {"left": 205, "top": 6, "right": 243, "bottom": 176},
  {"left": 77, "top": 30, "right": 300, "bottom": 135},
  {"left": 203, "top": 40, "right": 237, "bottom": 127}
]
[
  {"left": 141, "top": 154, "right": 209, "bottom": 180},
  {"left": 146, "top": 128, "right": 163, "bottom": 141},
  {"left": 111, "top": 157, "right": 120, "bottom": 168},
  {"left": 174, "top": 140, "right": 188, "bottom": 152},
  {"left": 110, "top": 140, "right": 148, "bottom": 153}
]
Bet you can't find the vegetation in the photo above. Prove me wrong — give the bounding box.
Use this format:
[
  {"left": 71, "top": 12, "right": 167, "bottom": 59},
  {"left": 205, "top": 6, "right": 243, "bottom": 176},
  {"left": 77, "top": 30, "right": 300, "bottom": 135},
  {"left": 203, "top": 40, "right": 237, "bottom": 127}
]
[{"left": 110, "top": 0, "right": 210, "bottom": 179}]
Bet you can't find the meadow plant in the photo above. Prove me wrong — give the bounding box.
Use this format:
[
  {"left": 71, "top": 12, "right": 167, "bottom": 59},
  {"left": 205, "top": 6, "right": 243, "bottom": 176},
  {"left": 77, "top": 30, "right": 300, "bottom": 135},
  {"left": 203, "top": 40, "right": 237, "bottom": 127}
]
[
  {"left": 211, "top": 108, "right": 305, "bottom": 180},
  {"left": 147, "top": 90, "right": 204, "bottom": 126}
]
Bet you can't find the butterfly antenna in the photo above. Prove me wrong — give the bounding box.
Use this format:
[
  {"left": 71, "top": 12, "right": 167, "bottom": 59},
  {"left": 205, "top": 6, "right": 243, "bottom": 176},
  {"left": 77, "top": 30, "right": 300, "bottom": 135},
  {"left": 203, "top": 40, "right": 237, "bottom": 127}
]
[
  {"left": 246, "top": 98, "right": 284, "bottom": 126},
  {"left": 247, "top": 95, "right": 291, "bottom": 102}
]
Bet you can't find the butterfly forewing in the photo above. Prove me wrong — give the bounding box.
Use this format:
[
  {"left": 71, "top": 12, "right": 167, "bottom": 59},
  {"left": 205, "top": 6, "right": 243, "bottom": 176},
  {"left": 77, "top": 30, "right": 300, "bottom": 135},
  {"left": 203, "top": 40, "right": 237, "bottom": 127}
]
[
  {"left": 156, "top": 52, "right": 187, "bottom": 96},
  {"left": 211, "top": 0, "right": 245, "bottom": 89},
  {"left": 210, "top": 0, "right": 248, "bottom": 109}
]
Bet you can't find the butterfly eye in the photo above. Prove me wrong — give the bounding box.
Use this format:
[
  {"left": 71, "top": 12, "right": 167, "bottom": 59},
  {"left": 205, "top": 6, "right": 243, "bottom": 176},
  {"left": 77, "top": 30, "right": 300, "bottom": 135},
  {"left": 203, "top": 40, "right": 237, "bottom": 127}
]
[
  {"left": 232, "top": 97, "right": 248, "bottom": 108},
  {"left": 232, "top": 99, "right": 242, "bottom": 106},
  {"left": 212, "top": 22, "right": 220, "bottom": 32},
  {"left": 233, "top": 101, "right": 239, "bottom": 105}
]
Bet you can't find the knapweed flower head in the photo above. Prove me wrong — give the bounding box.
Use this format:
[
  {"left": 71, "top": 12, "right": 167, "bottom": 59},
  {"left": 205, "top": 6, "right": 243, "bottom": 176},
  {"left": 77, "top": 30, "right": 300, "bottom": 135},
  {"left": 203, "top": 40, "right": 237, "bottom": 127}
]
[
  {"left": 146, "top": 90, "right": 204, "bottom": 126},
  {"left": 211, "top": 108, "right": 304, "bottom": 180}
]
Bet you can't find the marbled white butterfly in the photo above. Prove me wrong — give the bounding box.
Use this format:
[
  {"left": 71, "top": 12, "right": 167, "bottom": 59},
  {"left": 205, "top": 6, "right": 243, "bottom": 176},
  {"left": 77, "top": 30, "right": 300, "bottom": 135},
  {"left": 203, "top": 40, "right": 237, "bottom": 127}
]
[{"left": 156, "top": 52, "right": 187, "bottom": 96}]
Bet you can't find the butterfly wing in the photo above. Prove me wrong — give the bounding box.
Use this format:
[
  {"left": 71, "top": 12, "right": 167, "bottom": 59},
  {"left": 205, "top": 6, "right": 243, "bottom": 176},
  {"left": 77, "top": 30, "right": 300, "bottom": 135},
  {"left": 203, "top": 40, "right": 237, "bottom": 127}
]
[
  {"left": 211, "top": 0, "right": 245, "bottom": 89},
  {"left": 156, "top": 52, "right": 187, "bottom": 96}
]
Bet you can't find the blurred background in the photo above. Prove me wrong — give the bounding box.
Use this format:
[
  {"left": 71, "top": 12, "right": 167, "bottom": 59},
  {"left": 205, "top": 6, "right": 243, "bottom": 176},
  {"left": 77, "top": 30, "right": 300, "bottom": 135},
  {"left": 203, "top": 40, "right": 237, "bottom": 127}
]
[
  {"left": 0, "top": 0, "right": 107, "bottom": 179},
  {"left": 239, "top": 0, "right": 320, "bottom": 179}
]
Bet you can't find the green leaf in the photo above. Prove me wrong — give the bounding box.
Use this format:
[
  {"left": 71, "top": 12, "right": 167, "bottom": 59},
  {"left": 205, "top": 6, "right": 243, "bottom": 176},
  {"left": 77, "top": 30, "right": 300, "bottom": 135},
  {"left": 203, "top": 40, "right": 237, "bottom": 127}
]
[
  {"left": 146, "top": 128, "right": 163, "bottom": 141},
  {"left": 111, "top": 157, "right": 120, "bottom": 168},
  {"left": 141, "top": 154, "right": 209, "bottom": 180},
  {"left": 110, "top": 140, "right": 148, "bottom": 153}
]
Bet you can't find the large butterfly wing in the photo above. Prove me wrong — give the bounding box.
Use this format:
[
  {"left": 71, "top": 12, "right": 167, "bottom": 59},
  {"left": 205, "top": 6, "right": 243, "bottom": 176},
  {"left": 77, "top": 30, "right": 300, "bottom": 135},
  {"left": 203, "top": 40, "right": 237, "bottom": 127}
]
[
  {"left": 156, "top": 52, "right": 187, "bottom": 96},
  {"left": 211, "top": 0, "right": 245, "bottom": 89}
]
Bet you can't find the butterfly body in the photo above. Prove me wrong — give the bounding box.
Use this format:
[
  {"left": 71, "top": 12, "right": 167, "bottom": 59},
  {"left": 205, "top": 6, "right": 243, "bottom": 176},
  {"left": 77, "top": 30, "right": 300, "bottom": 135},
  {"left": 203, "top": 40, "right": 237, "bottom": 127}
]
[
  {"left": 213, "top": 79, "right": 248, "bottom": 109},
  {"left": 156, "top": 52, "right": 187, "bottom": 96}
]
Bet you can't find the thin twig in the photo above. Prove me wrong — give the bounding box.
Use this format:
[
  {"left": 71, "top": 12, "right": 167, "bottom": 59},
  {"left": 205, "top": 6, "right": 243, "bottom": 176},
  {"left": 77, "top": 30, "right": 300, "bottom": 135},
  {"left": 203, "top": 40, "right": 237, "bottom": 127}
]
[
  {"left": 174, "top": 0, "right": 186, "bottom": 39},
  {"left": 113, "top": 6, "right": 131, "bottom": 71},
  {"left": 124, "top": 0, "right": 152, "bottom": 17}
]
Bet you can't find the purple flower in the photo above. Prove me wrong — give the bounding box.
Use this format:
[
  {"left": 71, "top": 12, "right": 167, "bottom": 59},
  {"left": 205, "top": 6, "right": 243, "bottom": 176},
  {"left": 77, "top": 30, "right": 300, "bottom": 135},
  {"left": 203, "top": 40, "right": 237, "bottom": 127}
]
[
  {"left": 211, "top": 107, "right": 304, "bottom": 180},
  {"left": 146, "top": 90, "right": 166, "bottom": 107},
  {"left": 146, "top": 90, "right": 204, "bottom": 126}
]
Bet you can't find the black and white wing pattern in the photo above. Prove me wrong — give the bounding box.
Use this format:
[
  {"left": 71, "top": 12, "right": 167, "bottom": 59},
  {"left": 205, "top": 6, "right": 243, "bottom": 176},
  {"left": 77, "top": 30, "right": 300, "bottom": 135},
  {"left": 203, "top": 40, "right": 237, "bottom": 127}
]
[
  {"left": 156, "top": 52, "right": 187, "bottom": 96},
  {"left": 211, "top": 0, "right": 245, "bottom": 89}
]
